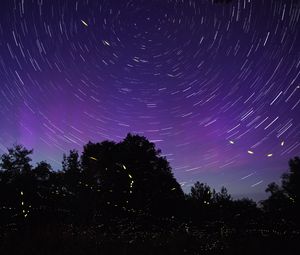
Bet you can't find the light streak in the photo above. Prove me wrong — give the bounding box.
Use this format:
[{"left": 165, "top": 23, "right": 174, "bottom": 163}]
[{"left": 81, "top": 20, "right": 88, "bottom": 26}]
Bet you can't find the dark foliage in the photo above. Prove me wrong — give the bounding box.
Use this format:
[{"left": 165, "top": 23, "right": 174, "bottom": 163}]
[
  {"left": 0, "top": 135, "right": 299, "bottom": 254},
  {"left": 261, "top": 157, "right": 300, "bottom": 227}
]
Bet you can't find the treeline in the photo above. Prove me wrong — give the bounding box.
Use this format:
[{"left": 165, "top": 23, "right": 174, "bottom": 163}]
[{"left": 0, "top": 133, "right": 299, "bottom": 229}]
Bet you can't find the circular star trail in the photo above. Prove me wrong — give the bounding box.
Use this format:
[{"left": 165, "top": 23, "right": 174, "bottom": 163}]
[{"left": 0, "top": 0, "right": 299, "bottom": 200}]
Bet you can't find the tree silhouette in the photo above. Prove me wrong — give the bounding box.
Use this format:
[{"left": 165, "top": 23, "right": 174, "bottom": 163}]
[
  {"left": 33, "top": 161, "right": 52, "bottom": 181},
  {"left": 190, "top": 182, "right": 215, "bottom": 205},
  {"left": 0, "top": 145, "right": 35, "bottom": 222},
  {"left": 263, "top": 157, "right": 300, "bottom": 226},
  {"left": 118, "top": 134, "right": 184, "bottom": 215},
  {"left": 186, "top": 182, "right": 216, "bottom": 223},
  {"left": 79, "top": 134, "right": 184, "bottom": 216},
  {"left": 80, "top": 140, "right": 122, "bottom": 218},
  {"left": 0, "top": 145, "right": 33, "bottom": 176},
  {"left": 232, "top": 198, "right": 258, "bottom": 218},
  {"left": 214, "top": 186, "right": 231, "bottom": 204},
  {"left": 212, "top": 186, "right": 233, "bottom": 220},
  {"left": 62, "top": 150, "right": 81, "bottom": 190},
  {"left": 262, "top": 182, "right": 290, "bottom": 212},
  {"left": 0, "top": 142, "right": 299, "bottom": 254},
  {"left": 81, "top": 140, "right": 117, "bottom": 185},
  {"left": 282, "top": 157, "right": 300, "bottom": 205}
]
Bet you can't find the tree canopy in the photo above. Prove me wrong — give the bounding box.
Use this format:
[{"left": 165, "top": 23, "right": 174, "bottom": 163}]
[
  {"left": 0, "top": 136, "right": 299, "bottom": 230},
  {"left": 262, "top": 157, "right": 300, "bottom": 225},
  {"left": 0, "top": 134, "right": 185, "bottom": 222}
]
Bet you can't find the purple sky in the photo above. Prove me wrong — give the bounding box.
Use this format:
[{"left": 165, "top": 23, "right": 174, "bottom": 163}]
[{"left": 0, "top": 0, "right": 299, "bottom": 201}]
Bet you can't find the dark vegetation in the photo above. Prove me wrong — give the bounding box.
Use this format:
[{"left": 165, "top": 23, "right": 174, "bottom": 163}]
[{"left": 0, "top": 133, "right": 299, "bottom": 254}]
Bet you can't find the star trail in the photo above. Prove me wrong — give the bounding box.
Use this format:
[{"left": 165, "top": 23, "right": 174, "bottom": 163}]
[{"left": 0, "top": 0, "right": 299, "bottom": 200}]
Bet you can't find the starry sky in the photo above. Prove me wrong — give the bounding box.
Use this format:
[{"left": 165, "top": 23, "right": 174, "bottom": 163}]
[{"left": 0, "top": 0, "right": 299, "bottom": 201}]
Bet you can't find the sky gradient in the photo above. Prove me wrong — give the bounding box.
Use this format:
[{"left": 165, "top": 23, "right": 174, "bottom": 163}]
[{"left": 0, "top": 0, "right": 299, "bottom": 201}]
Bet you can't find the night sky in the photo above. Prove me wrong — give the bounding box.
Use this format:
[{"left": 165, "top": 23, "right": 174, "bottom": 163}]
[{"left": 0, "top": 0, "right": 299, "bottom": 201}]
